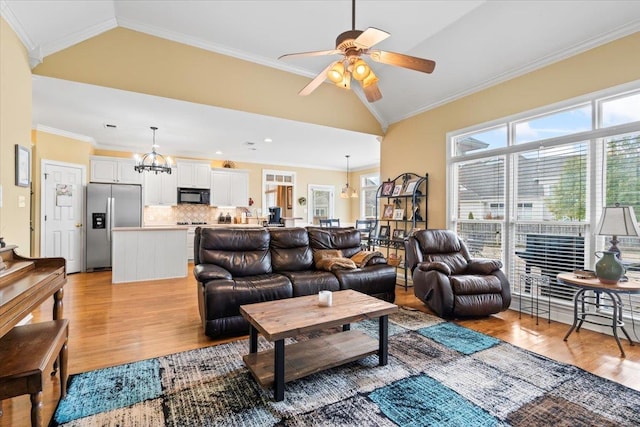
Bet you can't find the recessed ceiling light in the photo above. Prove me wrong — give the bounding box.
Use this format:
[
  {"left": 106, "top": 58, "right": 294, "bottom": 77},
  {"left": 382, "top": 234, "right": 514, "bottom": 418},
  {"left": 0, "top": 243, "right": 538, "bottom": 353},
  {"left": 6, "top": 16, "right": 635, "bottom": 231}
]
[
  {"left": 215, "top": 150, "right": 222, "bottom": 155},
  {"left": 264, "top": 138, "right": 272, "bottom": 143}
]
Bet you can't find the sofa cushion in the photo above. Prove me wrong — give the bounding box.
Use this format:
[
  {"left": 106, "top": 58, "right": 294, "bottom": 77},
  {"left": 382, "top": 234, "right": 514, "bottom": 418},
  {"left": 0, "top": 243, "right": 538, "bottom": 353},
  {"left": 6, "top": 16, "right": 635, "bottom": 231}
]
[
  {"left": 427, "top": 253, "right": 468, "bottom": 275},
  {"left": 204, "top": 274, "right": 292, "bottom": 319},
  {"left": 450, "top": 275, "right": 502, "bottom": 295},
  {"left": 307, "top": 227, "right": 362, "bottom": 258},
  {"left": 269, "top": 227, "right": 314, "bottom": 272},
  {"left": 199, "top": 228, "right": 272, "bottom": 277},
  {"left": 279, "top": 270, "right": 340, "bottom": 296},
  {"left": 333, "top": 264, "right": 397, "bottom": 296}
]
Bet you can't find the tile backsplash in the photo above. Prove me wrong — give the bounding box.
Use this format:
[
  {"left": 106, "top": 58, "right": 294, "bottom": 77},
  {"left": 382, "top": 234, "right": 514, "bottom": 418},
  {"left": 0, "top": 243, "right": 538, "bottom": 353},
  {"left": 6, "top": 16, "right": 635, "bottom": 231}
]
[{"left": 144, "top": 205, "right": 243, "bottom": 225}]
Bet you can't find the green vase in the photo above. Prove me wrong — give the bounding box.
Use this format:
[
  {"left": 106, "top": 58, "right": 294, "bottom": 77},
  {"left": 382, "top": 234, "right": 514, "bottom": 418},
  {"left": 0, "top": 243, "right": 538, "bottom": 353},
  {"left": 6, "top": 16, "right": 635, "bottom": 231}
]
[{"left": 594, "top": 251, "right": 625, "bottom": 284}]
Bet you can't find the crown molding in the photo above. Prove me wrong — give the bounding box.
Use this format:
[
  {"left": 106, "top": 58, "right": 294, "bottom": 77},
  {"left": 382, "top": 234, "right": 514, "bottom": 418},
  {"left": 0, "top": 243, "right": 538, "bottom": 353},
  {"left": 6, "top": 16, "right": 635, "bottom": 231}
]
[
  {"left": 35, "top": 125, "right": 96, "bottom": 144},
  {"left": 391, "top": 20, "right": 640, "bottom": 125},
  {"left": 0, "top": 0, "right": 36, "bottom": 50},
  {"left": 40, "top": 17, "right": 117, "bottom": 60}
]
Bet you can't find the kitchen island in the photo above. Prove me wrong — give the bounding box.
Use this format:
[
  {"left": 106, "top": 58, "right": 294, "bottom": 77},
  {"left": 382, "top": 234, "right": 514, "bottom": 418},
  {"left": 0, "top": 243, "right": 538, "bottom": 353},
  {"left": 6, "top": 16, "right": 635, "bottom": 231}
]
[
  {"left": 111, "top": 226, "right": 188, "bottom": 284},
  {"left": 112, "top": 224, "right": 265, "bottom": 283}
]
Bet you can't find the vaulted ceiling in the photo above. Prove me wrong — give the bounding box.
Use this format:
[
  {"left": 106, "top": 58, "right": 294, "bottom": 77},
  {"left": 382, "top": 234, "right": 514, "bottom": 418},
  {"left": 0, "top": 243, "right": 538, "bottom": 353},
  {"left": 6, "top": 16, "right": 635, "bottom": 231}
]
[{"left": 3, "top": 0, "right": 639, "bottom": 169}]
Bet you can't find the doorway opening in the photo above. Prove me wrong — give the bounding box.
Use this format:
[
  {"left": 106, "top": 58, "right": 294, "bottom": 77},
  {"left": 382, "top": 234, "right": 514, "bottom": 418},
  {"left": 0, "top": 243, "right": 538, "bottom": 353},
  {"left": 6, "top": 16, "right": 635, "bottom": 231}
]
[{"left": 262, "top": 170, "right": 296, "bottom": 224}]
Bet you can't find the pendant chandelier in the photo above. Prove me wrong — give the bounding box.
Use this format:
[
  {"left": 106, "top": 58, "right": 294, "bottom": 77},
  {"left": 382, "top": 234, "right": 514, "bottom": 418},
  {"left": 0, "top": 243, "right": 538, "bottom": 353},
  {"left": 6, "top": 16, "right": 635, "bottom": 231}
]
[
  {"left": 340, "top": 154, "right": 358, "bottom": 199},
  {"left": 134, "top": 126, "right": 172, "bottom": 174}
]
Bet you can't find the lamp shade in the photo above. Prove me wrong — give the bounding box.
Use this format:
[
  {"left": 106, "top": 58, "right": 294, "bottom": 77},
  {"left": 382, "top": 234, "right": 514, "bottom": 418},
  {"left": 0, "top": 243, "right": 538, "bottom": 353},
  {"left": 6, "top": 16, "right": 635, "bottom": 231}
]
[
  {"left": 352, "top": 59, "right": 371, "bottom": 81},
  {"left": 595, "top": 204, "right": 640, "bottom": 237},
  {"left": 327, "top": 62, "right": 345, "bottom": 83}
]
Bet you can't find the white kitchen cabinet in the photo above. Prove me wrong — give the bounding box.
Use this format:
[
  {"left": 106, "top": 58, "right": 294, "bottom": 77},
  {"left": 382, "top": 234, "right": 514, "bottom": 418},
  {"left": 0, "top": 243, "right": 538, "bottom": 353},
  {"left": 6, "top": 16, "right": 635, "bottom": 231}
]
[
  {"left": 176, "top": 160, "right": 210, "bottom": 188},
  {"left": 90, "top": 156, "right": 143, "bottom": 185},
  {"left": 143, "top": 167, "right": 177, "bottom": 206},
  {"left": 211, "top": 169, "right": 249, "bottom": 207}
]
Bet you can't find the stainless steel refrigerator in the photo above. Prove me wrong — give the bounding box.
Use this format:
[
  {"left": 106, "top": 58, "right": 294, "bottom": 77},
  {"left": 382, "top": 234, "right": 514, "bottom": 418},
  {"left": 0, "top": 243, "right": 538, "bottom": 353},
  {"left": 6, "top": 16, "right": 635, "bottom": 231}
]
[{"left": 86, "top": 183, "right": 142, "bottom": 271}]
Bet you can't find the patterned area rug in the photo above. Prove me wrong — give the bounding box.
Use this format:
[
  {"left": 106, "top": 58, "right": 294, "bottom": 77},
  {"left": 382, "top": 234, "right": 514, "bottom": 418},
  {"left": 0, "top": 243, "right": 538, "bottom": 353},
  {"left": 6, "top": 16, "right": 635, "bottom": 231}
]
[{"left": 53, "top": 308, "right": 640, "bottom": 426}]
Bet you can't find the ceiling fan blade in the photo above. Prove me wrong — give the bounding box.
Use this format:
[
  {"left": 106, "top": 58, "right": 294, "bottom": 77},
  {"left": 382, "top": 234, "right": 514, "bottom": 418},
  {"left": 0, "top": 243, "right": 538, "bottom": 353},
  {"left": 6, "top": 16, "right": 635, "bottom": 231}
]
[
  {"left": 367, "top": 50, "right": 436, "bottom": 73},
  {"left": 298, "top": 61, "right": 338, "bottom": 96},
  {"left": 354, "top": 27, "right": 390, "bottom": 50},
  {"left": 278, "top": 50, "right": 341, "bottom": 60},
  {"left": 362, "top": 81, "right": 382, "bottom": 103}
]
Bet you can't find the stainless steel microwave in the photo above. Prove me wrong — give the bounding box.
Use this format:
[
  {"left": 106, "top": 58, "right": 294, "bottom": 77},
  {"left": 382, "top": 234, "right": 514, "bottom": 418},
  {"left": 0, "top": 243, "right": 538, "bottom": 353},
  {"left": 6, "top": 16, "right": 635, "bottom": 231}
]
[{"left": 177, "top": 187, "right": 210, "bottom": 204}]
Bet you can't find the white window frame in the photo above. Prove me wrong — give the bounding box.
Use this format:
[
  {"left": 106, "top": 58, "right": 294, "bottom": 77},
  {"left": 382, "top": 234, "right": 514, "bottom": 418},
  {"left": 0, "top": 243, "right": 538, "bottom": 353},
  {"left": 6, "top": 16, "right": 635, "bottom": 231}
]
[
  {"left": 360, "top": 172, "right": 379, "bottom": 219},
  {"left": 446, "top": 80, "right": 640, "bottom": 332}
]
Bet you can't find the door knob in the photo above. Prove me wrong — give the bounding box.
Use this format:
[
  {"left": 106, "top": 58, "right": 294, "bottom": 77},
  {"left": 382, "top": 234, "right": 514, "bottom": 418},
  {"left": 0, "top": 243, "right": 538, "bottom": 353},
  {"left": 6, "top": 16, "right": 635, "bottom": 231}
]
[{"left": 75, "top": 223, "right": 83, "bottom": 228}]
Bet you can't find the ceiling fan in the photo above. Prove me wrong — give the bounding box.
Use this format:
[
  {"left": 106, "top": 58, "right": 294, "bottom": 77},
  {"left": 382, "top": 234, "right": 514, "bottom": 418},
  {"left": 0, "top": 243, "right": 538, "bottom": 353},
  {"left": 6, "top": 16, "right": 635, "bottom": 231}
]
[{"left": 278, "top": 0, "right": 436, "bottom": 102}]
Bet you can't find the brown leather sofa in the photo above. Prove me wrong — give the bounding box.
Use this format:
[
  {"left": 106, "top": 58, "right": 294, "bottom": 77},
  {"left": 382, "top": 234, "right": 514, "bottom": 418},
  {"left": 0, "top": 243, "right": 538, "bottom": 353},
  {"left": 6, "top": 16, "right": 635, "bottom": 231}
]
[
  {"left": 405, "top": 229, "right": 511, "bottom": 318},
  {"left": 194, "top": 226, "right": 397, "bottom": 338}
]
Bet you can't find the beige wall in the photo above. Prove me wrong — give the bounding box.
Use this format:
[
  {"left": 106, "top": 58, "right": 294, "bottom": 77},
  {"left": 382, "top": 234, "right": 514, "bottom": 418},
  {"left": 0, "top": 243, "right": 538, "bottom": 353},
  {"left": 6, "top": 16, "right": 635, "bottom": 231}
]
[
  {"left": 31, "top": 130, "right": 94, "bottom": 256},
  {"left": 0, "top": 18, "right": 32, "bottom": 255},
  {"left": 382, "top": 32, "right": 640, "bottom": 229},
  {"left": 34, "top": 27, "right": 383, "bottom": 137}
]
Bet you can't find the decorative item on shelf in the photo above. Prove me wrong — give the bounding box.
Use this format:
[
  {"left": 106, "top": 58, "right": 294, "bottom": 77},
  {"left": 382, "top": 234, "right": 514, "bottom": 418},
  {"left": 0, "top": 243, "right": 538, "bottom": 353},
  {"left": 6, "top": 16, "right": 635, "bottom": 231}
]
[
  {"left": 393, "top": 198, "right": 402, "bottom": 208},
  {"left": 594, "top": 251, "right": 625, "bottom": 284},
  {"left": 392, "top": 229, "right": 406, "bottom": 240},
  {"left": 381, "top": 181, "right": 394, "bottom": 197},
  {"left": 392, "top": 208, "right": 404, "bottom": 220},
  {"left": 387, "top": 253, "right": 402, "bottom": 267},
  {"left": 392, "top": 184, "right": 402, "bottom": 197},
  {"left": 222, "top": 160, "right": 235, "bottom": 168},
  {"left": 402, "top": 177, "right": 420, "bottom": 195},
  {"left": 381, "top": 204, "right": 394, "bottom": 220},
  {"left": 378, "top": 225, "right": 390, "bottom": 239},
  {"left": 340, "top": 155, "right": 358, "bottom": 198},
  {"left": 594, "top": 203, "right": 640, "bottom": 259},
  {"left": 134, "top": 127, "right": 172, "bottom": 174}
]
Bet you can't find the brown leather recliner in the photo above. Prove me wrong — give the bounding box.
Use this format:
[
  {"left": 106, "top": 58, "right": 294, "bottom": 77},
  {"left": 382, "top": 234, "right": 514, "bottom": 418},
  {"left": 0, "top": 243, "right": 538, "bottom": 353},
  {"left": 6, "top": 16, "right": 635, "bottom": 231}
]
[{"left": 405, "top": 229, "right": 511, "bottom": 318}]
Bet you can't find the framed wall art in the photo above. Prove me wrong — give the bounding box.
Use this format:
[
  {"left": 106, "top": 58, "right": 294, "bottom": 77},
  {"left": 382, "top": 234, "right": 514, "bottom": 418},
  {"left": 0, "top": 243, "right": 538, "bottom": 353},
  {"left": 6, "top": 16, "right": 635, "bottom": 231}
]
[{"left": 15, "top": 144, "right": 30, "bottom": 187}]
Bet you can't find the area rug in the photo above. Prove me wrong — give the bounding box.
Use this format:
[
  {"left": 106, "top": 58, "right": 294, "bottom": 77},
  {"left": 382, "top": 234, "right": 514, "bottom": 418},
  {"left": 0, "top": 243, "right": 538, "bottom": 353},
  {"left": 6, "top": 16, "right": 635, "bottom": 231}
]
[{"left": 52, "top": 307, "right": 640, "bottom": 426}]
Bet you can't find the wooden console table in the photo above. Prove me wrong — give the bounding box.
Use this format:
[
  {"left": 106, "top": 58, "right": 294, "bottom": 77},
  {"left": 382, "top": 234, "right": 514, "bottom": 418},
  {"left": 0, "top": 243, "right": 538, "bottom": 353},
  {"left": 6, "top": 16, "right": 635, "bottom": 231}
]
[{"left": 0, "top": 246, "right": 67, "bottom": 426}]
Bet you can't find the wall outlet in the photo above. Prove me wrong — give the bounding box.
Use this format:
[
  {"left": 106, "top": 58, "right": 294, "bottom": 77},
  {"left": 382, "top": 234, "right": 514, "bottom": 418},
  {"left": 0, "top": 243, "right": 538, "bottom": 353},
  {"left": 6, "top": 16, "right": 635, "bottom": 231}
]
[{"left": 18, "top": 195, "right": 26, "bottom": 208}]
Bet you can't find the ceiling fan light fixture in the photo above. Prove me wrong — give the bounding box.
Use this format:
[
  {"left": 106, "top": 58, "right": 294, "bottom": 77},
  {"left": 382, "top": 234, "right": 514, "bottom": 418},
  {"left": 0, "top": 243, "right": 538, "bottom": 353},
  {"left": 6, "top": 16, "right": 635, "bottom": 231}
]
[
  {"left": 327, "top": 61, "right": 345, "bottom": 83},
  {"left": 352, "top": 59, "right": 370, "bottom": 81},
  {"left": 361, "top": 70, "right": 379, "bottom": 87},
  {"left": 336, "top": 70, "right": 352, "bottom": 89}
]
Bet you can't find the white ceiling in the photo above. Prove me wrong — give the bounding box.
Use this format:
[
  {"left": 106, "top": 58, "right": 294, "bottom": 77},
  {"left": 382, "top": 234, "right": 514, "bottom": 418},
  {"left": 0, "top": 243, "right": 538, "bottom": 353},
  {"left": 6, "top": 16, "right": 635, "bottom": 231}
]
[{"left": 3, "top": 0, "right": 640, "bottom": 170}]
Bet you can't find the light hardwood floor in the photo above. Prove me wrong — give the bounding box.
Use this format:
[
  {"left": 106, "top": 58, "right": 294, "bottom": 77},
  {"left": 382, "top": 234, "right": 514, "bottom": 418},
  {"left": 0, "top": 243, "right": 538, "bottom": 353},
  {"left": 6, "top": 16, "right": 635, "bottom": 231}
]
[{"left": 2, "top": 269, "right": 639, "bottom": 426}]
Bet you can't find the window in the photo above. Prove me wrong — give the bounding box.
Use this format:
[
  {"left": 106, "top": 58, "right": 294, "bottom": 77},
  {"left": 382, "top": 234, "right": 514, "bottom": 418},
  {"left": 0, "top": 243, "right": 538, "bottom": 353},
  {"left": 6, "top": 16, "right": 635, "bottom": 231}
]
[
  {"left": 513, "top": 105, "right": 591, "bottom": 145},
  {"left": 360, "top": 173, "right": 380, "bottom": 218},
  {"left": 448, "top": 84, "right": 640, "bottom": 314},
  {"left": 453, "top": 125, "right": 507, "bottom": 156}
]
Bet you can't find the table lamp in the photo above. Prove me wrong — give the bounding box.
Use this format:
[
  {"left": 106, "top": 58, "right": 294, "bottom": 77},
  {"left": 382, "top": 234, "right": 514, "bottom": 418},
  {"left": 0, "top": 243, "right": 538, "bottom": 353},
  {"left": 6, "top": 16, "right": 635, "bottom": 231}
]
[{"left": 594, "top": 203, "right": 640, "bottom": 259}]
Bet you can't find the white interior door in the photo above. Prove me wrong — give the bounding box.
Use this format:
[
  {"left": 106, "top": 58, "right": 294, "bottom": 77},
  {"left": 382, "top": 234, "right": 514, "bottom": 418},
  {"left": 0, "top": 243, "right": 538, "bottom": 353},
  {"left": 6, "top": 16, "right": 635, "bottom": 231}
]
[
  {"left": 308, "top": 185, "right": 335, "bottom": 225},
  {"left": 42, "top": 161, "right": 85, "bottom": 273}
]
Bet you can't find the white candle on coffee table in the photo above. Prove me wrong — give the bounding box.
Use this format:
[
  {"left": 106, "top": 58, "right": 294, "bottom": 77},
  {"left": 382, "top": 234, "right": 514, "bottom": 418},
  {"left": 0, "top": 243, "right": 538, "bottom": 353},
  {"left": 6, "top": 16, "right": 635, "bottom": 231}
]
[{"left": 318, "top": 290, "right": 332, "bottom": 307}]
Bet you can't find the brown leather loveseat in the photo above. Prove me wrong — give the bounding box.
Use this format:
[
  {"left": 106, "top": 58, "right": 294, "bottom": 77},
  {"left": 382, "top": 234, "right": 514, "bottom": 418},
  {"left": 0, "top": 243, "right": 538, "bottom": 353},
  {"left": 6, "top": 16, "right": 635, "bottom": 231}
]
[
  {"left": 405, "top": 229, "right": 511, "bottom": 318},
  {"left": 194, "top": 226, "right": 397, "bottom": 338}
]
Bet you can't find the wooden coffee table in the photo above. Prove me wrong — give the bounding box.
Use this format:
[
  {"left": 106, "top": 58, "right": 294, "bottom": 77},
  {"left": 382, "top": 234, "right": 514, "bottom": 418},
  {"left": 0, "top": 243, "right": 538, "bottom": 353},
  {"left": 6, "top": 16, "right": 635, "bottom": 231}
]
[{"left": 239, "top": 289, "right": 398, "bottom": 401}]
